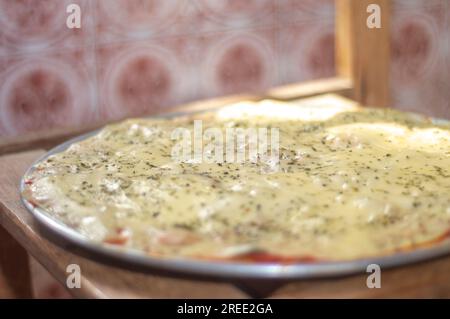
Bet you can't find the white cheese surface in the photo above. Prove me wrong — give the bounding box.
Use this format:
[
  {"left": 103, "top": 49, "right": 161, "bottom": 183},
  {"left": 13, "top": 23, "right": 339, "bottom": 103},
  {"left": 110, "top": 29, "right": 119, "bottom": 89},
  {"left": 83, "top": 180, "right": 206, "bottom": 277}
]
[{"left": 23, "top": 101, "right": 450, "bottom": 262}]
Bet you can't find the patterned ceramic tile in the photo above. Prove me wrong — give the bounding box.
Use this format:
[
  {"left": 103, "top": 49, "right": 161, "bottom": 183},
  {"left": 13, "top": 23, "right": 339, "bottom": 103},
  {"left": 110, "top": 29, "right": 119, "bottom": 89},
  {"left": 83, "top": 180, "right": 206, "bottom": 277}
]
[
  {"left": 392, "top": 0, "right": 445, "bottom": 10},
  {"left": 0, "top": 0, "right": 94, "bottom": 55},
  {"left": 277, "top": 19, "right": 335, "bottom": 85},
  {"left": 196, "top": 27, "right": 278, "bottom": 99},
  {"left": 276, "top": 0, "right": 335, "bottom": 25},
  {"left": 192, "top": 0, "right": 277, "bottom": 30},
  {"left": 0, "top": 48, "right": 97, "bottom": 136},
  {"left": 95, "top": 0, "right": 277, "bottom": 44},
  {"left": 390, "top": 0, "right": 449, "bottom": 118},
  {"left": 95, "top": 0, "right": 183, "bottom": 43},
  {"left": 95, "top": 38, "right": 195, "bottom": 120},
  {"left": 0, "top": 0, "right": 446, "bottom": 138}
]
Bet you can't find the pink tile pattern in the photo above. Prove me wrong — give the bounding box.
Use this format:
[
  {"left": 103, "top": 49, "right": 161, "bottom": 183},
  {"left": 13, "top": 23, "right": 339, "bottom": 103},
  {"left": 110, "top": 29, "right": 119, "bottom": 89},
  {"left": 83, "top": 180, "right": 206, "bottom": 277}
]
[
  {"left": 0, "top": 0, "right": 94, "bottom": 53},
  {"left": 96, "top": 42, "right": 184, "bottom": 120},
  {"left": 95, "top": 0, "right": 182, "bottom": 42},
  {"left": 199, "top": 29, "right": 277, "bottom": 98},
  {"left": 1, "top": 0, "right": 448, "bottom": 138},
  {"left": 389, "top": 0, "right": 449, "bottom": 118},
  {"left": 0, "top": 49, "right": 96, "bottom": 134},
  {"left": 0, "top": 0, "right": 449, "bottom": 297},
  {"left": 0, "top": 0, "right": 448, "bottom": 134},
  {"left": 277, "top": 21, "right": 335, "bottom": 85}
]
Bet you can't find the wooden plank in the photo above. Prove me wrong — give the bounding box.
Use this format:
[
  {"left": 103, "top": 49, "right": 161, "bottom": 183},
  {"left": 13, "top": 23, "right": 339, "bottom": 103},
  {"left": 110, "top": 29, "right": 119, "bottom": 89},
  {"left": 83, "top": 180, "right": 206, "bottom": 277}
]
[
  {"left": 0, "top": 225, "right": 33, "bottom": 298},
  {"left": 336, "top": 0, "right": 354, "bottom": 80},
  {"left": 0, "top": 94, "right": 259, "bottom": 157},
  {"left": 0, "top": 150, "right": 247, "bottom": 298},
  {"left": 336, "top": 0, "right": 390, "bottom": 107},
  {"left": 272, "top": 254, "right": 450, "bottom": 298},
  {"left": 266, "top": 77, "right": 353, "bottom": 101},
  {"left": 0, "top": 124, "right": 101, "bottom": 157}
]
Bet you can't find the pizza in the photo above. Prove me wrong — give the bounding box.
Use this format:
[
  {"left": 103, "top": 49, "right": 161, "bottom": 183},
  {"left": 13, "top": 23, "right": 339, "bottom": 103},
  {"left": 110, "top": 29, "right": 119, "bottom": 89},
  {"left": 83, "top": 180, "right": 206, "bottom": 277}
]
[{"left": 22, "top": 99, "right": 450, "bottom": 263}]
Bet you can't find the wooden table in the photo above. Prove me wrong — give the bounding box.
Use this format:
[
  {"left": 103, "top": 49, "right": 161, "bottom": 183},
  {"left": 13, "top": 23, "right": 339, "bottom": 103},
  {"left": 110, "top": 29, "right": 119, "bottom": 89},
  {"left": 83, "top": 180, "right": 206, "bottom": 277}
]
[{"left": 1, "top": 94, "right": 450, "bottom": 298}]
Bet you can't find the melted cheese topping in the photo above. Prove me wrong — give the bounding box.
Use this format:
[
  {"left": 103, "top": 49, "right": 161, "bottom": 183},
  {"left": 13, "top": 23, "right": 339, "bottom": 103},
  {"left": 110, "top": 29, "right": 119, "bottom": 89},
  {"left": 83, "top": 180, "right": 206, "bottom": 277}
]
[{"left": 23, "top": 101, "right": 450, "bottom": 262}]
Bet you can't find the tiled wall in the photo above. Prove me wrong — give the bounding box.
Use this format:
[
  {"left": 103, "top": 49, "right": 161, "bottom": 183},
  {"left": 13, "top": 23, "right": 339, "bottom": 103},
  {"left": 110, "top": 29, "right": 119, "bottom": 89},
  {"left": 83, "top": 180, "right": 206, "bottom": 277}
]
[
  {"left": 0, "top": 0, "right": 448, "bottom": 137},
  {"left": 390, "top": 0, "right": 449, "bottom": 118}
]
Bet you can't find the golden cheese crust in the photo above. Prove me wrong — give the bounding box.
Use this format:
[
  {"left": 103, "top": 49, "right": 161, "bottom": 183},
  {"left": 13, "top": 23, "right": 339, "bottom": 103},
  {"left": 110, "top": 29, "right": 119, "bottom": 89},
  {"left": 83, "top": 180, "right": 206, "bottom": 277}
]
[{"left": 22, "top": 100, "right": 450, "bottom": 263}]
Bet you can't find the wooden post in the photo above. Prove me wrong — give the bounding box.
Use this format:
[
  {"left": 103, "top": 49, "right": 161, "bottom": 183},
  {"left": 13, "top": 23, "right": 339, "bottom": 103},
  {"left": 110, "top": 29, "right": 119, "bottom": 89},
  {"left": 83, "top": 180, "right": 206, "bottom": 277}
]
[
  {"left": 0, "top": 225, "right": 33, "bottom": 298},
  {"left": 336, "top": 0, "right": 391, "bottom": 107}
]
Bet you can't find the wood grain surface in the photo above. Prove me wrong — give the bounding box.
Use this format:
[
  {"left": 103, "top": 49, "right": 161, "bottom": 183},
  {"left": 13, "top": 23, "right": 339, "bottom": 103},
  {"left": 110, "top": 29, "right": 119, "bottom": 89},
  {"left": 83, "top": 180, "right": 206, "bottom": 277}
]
[
  {"left": 266, "top": 77, "right": 353, "bottom": 101},
  {"left": 336, "top": 0, "right": 390, "bottom": 107},
  {"left": 0, "top": 225, "right": 32, "bottom": 298}
]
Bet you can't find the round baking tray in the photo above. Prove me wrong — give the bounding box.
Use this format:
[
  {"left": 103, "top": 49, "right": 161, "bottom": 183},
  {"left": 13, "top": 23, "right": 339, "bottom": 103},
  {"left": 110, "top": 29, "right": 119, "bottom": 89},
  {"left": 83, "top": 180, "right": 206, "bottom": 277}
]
[{"left": 20, "top": 110, "right": 450, "bottom": 280}]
